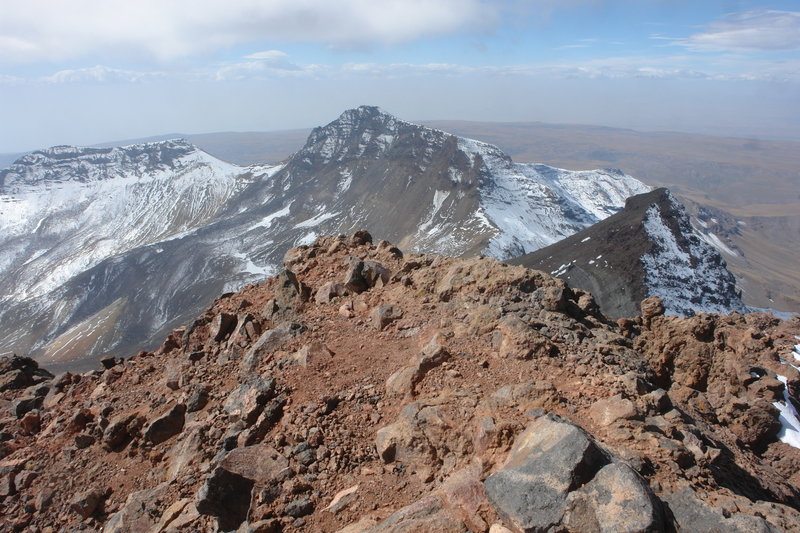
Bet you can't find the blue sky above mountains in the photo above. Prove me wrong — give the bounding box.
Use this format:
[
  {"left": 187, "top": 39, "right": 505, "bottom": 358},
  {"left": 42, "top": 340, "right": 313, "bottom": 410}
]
[{"left": 1, "top": 0, "right": 798, "bottom": 152}]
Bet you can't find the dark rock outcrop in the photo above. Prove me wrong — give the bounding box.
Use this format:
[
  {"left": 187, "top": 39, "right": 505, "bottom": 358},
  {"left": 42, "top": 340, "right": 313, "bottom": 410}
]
[{"left": 484, "top": 413, "right": 662, "bottom": 532}]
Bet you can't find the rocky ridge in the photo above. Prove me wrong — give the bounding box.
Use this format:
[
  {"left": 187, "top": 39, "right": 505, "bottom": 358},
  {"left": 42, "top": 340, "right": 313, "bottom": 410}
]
[
  {"left": 0, "top": 232, "right": 800, "bottom": 533},
  {"left": 2, "top": 233, "right": 798, "bottom": 532},
  {"left": 511, "top": 188, "right": 747, "bottom": 318}
]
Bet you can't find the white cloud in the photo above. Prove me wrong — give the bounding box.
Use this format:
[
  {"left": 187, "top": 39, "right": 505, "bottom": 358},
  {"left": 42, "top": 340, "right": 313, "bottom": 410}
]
[
  {"left": 0, "top": 74, "right": 23, "bottom": 85},
  {"left": 0, "top": 0, "right": 495, "bottom": 64},
  {"left": 553, "top": 44, "right": 591, "bottom": 50},
  {"left": 245, "top": 50, "right": 289, "bottom": 61},
  {"left": 215, "top": 49, "right": 317, "bottom": 80},
  {"left": 678, "top": 9, "right": 800, "bottom": 52},
  {"left": 43, "top": 65, "right": 164, "bottom": 83},
  {"left": 8, "top": 52, "right": 799, "bottom": 88}
]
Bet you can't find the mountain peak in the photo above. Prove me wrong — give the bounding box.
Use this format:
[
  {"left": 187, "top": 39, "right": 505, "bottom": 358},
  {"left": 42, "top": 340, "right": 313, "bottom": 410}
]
[
  {"left": 294, "top": 106, "right": 426, "bottom": 167},
  {"left": 318, "top": 105, "right": 406, "bottom": 137},
  {"left": 341, "top": 104, "right": 395, "bottom": 121}
]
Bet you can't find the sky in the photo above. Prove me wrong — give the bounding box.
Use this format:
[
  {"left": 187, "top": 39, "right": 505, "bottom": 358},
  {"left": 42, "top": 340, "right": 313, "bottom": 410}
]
[{"left": 1, "top": 0, "right": 799, "bottom": 153}]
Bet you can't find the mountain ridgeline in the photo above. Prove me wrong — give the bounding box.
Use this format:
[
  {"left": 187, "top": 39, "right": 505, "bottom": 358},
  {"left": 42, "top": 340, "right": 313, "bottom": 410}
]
[
  {"left": 511, "top": 188, "right": 747, "bottom": 318},
  {"left": 0, "top": 106, "right": 742, "bottom": 367}
]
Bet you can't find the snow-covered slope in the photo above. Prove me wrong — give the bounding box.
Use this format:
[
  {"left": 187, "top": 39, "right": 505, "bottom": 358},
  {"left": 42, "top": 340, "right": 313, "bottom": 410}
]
[
  {"left": 0, "top": 141, "right": 283, "bottom": 366},
  {"left": 639, "top": 191, "right": 745, "bottom": 316},
  {"left": 456, "top": 136, "right": 650, "bottom": 258},
  {"left": 0, "top": 107, "right": 673, "bottom": 367},
  {"left": 0, "top": 140, "right": 278, "bottom": 300}
]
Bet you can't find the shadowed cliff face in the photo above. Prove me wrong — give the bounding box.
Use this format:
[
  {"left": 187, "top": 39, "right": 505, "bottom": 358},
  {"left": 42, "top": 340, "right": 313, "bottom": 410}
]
[
  {"left": 510, "top": 188, "right": 747, "bottom": 319},
  {"left": 1, "top": 233, "right": 798, "bottom": 532},
  {"left": 0, "top": 106, "right": 649, "bottom": 367}
]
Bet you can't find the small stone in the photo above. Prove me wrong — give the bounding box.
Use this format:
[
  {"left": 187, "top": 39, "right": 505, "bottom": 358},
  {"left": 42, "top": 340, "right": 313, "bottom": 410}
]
[
  {"left": 35, "top": 489, "right": 55, "bottom": 511},
  {"left": 143, "top": 403, "right": 186, "bottom": 444},
  {"left": 19, "top": 410, "right": 41, "bottom": 435},
  {"left": 70, "top": 487, "right": 106, "bottom": 518},
  {"left": 248, "top": 518, "right": 282, "bottom": 533},
  {"left": 315, "top": 282, "right": 349, "bottom": 304},
  {"left": 165, "top": 368, "right": 181, "bottom": 391},
  {"left": 210, "top": 313, "right": 238, "bottom": 342},
  {"left": 196, "top": 467, "right": 254, "bottom": 530},
  {"left": 296, "top": 448, "right": 317, "bottom": 467},
  {"left": 12, "top": 396, "right": 41, "bottom": 418},
  {"left": 344, "top": 258, "right": 390, "bottom": 293},
  {"left": 324, "top": 485, "right": 359, "bottom": 514},
  {"left": 350, "top": 230, "right": 373, "bottom": 246},
  {"left": 15, "top": 470, "right": 37, "bottom": 490},
  {"left": 338, "top": 302, "right": 355, "bottom": 318},
  {"left": 643, "top": 389, "right": 671, "bottom": 414},
  {"left": 186, "top": 385, "right": 210, "bottom": 412},
  {"left": 293, "top": 342, "right": 334, "bottom": 368},
  {"left": 74, "top": 433, "right": 96, "bottom": 449},
  {"left": 589, "top": 395, "right": 640, "bottom": 426},
  {"left": 640, "top": 296, "right": 665, "bottom": 324},
  {"left": 370, "top": 304, "right": 403, "bottom": 330},
  {"left": 0, "top": 472, "right": 16, "bottom": 497},
  {"left": 100, "top": 356, "right": 122, "bottom": 369},
  {"left": 285, "top": 497, "right": 314, "bottom": 518}
]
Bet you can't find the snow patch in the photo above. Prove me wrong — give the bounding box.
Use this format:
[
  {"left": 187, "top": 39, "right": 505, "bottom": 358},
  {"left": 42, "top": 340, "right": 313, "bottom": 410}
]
[
  {"left": 773, "top": 375, "right": 800, "bottom": 449},
  {"left": 295, "top": 211, "right": 338, "bottom": 229},
  {"left": 296, "top": 232, "right": 318, "bottom": 246},
  {"left": 232, "top": 252, "right": 275, "bottom": 278},
  {"left": 338, "top": 169, "right": 353, "bottom": 193},
  {"left": 250, "top": 203, "right": 292, "bottom": 231},
  {"left": 418, "top": 190, "right": 450, "bottom": 233},
  {"left": 552, "top": 260, "right": 576, "bottom": 277},
  {"left": 698, "top": 231, "right": 737, "bottom": 257}
]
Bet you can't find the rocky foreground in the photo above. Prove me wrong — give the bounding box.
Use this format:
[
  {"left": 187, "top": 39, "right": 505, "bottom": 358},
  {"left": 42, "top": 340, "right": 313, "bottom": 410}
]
[{"left": 1, "top": 232, "right": 799, "bottom": 532}]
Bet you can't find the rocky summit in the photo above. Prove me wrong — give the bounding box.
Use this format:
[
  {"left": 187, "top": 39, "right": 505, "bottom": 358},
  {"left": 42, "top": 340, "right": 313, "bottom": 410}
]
[{"left": 1, "top": 232, "right": 799, "bottom": 532}]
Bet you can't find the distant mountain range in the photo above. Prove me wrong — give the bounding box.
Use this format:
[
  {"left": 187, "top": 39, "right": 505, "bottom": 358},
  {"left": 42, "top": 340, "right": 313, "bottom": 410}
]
[
  {"left": 8, "top": 115, "right": 790, "bottom": 312},
  {"left": 0, "top": 106, "right": 749, "bottom": 368}
]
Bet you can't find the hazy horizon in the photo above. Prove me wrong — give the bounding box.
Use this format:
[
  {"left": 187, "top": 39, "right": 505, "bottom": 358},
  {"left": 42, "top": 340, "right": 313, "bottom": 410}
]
[{"left": 2, "top": 1, "right": 799, "bottom": 153}]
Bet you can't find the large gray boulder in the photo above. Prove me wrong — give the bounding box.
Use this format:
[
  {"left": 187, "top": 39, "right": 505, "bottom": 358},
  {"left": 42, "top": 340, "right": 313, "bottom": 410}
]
[
  {"left": 484, "top": 413, "right": 662, "bottom": 533},
  {"left": 564, "top": 463, "right": 662, "bottom": 533}
]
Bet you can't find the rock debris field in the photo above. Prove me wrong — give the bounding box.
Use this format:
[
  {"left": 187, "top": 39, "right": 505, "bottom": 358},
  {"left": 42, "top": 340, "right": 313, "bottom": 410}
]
[{"left": 1, "top": 231, "right": 799, "bottom": 532}]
